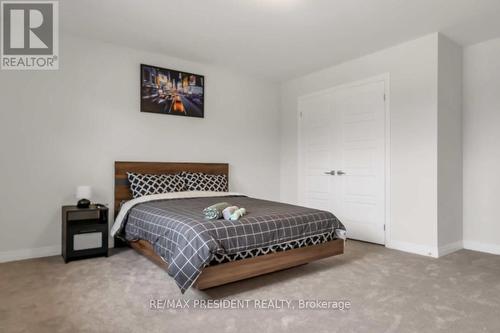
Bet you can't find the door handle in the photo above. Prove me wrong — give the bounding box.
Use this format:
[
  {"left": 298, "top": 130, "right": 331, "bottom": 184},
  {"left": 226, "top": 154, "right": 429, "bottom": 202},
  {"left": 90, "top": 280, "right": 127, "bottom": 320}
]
[
  {"left": 324, "top": 170, "right": 335, "bottom": 175},
  {"left": 337, "top": 170, "right": 346, "bottom": 175}
]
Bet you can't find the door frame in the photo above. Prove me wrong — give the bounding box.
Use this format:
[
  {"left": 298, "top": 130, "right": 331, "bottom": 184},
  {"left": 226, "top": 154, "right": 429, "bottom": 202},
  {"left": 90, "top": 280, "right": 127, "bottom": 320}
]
[{"left": 297, "top": 73, "right": 391, "bottom": 246}]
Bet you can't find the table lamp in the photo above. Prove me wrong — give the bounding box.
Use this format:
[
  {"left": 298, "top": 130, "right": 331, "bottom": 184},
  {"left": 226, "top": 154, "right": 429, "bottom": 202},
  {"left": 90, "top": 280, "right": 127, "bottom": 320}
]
[{"left": 76, "top": 186, "right": 92, "bottom": 208}]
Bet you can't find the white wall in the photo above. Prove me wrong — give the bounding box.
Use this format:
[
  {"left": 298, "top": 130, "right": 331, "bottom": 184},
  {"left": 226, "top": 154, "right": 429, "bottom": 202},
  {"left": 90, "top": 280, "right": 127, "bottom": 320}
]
[
  {"left": 463, "top": 38, "right": 500, "bottom": 255},
  {"left": 0, "top": 34, "right": 281, "bottom": 262},
  {"left": 437, "top": 35, "right": 463, "bottom": 255},
  {"left": 3, "top": 31, "right": 490, "bottom": 262},
  {"left": 280, "top": 34, "right": 440, "bottom": 256}
]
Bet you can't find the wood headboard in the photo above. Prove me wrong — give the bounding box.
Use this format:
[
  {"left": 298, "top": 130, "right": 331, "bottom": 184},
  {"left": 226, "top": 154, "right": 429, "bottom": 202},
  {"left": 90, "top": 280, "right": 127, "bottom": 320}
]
[{"left": 114, "top": 161, "right": 229, "bottom": 216}]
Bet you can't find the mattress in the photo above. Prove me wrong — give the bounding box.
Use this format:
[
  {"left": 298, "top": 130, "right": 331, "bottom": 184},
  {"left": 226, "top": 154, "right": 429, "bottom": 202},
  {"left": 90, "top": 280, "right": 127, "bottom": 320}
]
[{"left": 111, "top": 191, "right": 345, "bottom": 293}]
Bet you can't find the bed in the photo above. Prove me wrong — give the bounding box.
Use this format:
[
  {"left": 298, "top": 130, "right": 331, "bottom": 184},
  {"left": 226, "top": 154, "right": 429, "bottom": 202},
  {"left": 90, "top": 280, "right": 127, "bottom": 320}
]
[{"left": 112, "top": 161, "right": 345, "bottom": 292}]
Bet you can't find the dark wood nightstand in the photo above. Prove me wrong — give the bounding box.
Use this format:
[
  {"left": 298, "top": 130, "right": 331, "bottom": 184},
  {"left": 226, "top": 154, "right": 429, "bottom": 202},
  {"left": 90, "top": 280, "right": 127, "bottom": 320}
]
[{"left": 62, "top": 205, "right": 109, "bottom": 263}]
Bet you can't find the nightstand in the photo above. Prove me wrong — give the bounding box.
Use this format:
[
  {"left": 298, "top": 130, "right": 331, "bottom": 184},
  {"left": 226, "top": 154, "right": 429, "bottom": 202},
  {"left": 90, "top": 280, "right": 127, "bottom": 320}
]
[{"left": 62, "top": 205, "right": 109, "bottom": 263}]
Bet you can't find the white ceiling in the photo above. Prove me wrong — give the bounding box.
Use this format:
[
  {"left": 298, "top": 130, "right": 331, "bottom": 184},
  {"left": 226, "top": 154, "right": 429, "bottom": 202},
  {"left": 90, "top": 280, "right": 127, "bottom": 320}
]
[{"left": 61, "top": 0, "right": 500, "bottom": 81}]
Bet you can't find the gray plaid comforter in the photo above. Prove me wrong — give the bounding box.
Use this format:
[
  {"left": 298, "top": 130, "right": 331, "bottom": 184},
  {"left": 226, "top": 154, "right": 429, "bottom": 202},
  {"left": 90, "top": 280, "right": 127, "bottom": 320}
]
[{"left": 120, "top": 195, "right": 345, "bottom": 292}]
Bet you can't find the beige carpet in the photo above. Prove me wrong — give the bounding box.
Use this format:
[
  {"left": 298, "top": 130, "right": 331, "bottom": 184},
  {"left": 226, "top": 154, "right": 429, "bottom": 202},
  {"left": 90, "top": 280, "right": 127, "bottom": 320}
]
[{"left": 1, "top": 241, "right": 499, "bottom": 333}]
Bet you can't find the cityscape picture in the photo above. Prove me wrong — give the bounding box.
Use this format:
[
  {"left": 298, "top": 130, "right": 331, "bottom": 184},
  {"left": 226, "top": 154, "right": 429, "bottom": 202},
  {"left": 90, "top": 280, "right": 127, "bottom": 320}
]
[{"left": 141, "top": 64, "right": 204, "bottom": 118}]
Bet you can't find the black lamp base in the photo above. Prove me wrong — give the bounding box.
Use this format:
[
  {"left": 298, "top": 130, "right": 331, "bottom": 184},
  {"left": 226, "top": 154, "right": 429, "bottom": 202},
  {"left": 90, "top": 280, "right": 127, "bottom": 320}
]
[{"left": 77, "top": 198, "right": 91, "bottom": 209}]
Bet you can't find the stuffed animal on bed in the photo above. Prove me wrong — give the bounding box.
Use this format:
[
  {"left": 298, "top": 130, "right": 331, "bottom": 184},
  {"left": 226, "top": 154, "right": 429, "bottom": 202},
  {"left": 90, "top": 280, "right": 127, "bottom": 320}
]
[
  {"left": 222, "top": 206, "right": 238, "bottom": 220},
  {"left": 222, "top": 206, "right": 247, "bottom": 221},
  {"left": 229, "top": 207, "right": 247, "bottom": 221}
]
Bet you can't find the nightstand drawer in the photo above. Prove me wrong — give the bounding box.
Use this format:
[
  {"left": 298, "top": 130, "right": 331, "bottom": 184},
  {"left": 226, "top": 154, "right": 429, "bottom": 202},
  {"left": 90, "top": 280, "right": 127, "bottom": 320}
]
[
  {"left": 67, "top": 209, "right": 107, "bottom": 223},
  {"left": 67, "top": 210, "right": 100, "bottom": 221}
]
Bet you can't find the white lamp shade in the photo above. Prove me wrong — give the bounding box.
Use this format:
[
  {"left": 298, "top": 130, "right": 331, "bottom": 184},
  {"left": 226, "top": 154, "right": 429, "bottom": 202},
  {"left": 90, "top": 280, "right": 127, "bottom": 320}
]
[{"left": 76, "top": 186, "right": 92, "bottom": 200}]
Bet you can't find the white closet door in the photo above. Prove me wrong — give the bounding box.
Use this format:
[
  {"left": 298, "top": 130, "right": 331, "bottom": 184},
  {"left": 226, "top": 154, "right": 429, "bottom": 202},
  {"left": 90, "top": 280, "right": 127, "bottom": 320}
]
[
  {"left": 299, "top": 80, "right": 386, "bottom": 245},
  {"left": 332, "top": 81, "right": 386, "bottom": 244}
]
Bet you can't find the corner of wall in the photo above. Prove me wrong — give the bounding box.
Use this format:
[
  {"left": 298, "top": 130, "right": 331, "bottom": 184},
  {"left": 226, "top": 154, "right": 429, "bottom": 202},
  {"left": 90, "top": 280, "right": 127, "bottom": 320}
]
[
  {"left": 436, "top": 34, "right": 464, "bottom": 251},
  {"left": 438, "top": 241, "right": 463, "bottom": 257}
]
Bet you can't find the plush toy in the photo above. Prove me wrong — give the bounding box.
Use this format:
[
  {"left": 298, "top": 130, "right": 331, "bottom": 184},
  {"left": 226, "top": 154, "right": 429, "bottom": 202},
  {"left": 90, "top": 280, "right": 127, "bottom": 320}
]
[
  {"left": 222, "top": 206, "right": 239, "bottom": 220},
  {"left": 229, "top": 207, "right": 247, "bottom": 221}
]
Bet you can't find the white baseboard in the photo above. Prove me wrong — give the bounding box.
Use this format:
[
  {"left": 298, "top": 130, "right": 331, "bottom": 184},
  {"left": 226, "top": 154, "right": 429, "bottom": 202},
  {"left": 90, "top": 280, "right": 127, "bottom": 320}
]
[
  {"left": 438, "top": 241, "right": 463, "bottom": 257},
  {"left": 0, "top": 245, "right": 60, "bottom": 263},
  {"left": 386, "top": 240, "right": 438, "bottom": 258},
  {"left": 463, "top": 241, "right": 500, "bottom": 255}
]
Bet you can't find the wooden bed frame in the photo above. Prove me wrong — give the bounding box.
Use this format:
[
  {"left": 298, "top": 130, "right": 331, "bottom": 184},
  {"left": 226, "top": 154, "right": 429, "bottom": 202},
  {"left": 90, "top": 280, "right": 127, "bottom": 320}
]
[{"left": 114, "top": 161, "right": 344, "bottom": 290}]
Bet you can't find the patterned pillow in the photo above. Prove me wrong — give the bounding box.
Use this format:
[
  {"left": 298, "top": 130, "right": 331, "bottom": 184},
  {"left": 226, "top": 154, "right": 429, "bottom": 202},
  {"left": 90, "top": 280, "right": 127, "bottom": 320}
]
[
  {"left": 127, "top": 172, "right": 186, "bottom": 198},
  {"left": 183, "top": 172, "right": 228, "bottom": 192}
]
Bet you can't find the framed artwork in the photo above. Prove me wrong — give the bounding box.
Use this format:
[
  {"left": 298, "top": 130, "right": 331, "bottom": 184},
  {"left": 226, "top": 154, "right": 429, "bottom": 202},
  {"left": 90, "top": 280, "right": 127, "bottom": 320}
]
[{"left": 140, "top": 64, "right": 204, "bottom": 118}]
